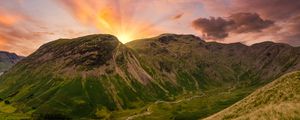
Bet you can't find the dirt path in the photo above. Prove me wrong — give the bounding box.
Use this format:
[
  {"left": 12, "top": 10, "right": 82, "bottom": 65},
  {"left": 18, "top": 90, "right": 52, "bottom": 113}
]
[{"left": 126, "top": 94, "right": 204, "bottom": 120}]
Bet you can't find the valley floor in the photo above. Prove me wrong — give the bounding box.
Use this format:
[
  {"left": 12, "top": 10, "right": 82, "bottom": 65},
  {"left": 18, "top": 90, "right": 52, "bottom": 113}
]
[
  {"left": 125, "top": 94, "right": 204, "bottom": 120},
  {"left": 0, "top": 86, "right": 257, "bottom": 120},
  {"left": 110, "top": 87, "right": 255, "bottom": 120}
]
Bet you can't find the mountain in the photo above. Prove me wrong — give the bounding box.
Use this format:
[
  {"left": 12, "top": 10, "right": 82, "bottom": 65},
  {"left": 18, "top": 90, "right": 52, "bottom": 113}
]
[
  {"left": 204, "top": 71, "right": 300, "bottom": 120},
  {"left": 0, "top": 51, "right": 23, "bottom": 75},
  {"left": 0, "top": 34, "right": 299, "bottom": 119},
  {"left": 127, "top": 34, "right": 300, "bottom": 86}
]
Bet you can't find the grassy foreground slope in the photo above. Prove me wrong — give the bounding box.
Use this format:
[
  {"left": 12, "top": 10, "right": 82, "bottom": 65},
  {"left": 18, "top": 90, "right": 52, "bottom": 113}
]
[{"left": 204, "top": 71, "right": 300, "bottom": 120}]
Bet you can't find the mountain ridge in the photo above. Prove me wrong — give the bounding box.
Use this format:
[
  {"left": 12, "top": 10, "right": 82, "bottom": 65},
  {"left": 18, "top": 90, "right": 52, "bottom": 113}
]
[{"left": 0, "top": 33, "right": 299, "bottom": 119}]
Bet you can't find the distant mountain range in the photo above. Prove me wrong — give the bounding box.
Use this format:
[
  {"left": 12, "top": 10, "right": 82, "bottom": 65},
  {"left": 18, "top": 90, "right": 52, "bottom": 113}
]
[
  {"left": 0, "top": 34, "right": 299, "bottom": 119},
  {"left": 0, "top": 51, "right": 23, "bottom": 75}
]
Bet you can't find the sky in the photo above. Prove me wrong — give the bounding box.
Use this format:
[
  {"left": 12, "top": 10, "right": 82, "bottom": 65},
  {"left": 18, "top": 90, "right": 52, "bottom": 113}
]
[{"left": 0, "top": 0, "right": 299, "bottom": 56}]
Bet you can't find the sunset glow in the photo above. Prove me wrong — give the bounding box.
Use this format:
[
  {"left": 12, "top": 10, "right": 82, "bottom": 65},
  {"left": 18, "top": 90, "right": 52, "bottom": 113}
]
[
  {"left": 58, "top": 0, "right": 165, "bottom": 43},
  {"left": 0, "top": 1, "right": 299, "bottom": 119},
  {"left": 0, "top": 0, "right": 300, "bottom": 56}
]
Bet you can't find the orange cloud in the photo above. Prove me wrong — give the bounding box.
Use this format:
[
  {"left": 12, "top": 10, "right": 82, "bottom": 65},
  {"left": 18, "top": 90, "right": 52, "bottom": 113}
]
[
  {"left": 58, "top": 0, "right": 166, "bottom": 43},
  {"left": 0, "top": 9, "right": 23, "bottom": 27},
  {"left": 0, "top": 8, "right": 50, "bottom": 56}
]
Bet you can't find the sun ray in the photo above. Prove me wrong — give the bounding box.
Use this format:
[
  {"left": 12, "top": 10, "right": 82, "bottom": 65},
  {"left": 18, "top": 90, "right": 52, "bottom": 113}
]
[{"left": 58, "top": 0, "right": 181, "bottom": 43}]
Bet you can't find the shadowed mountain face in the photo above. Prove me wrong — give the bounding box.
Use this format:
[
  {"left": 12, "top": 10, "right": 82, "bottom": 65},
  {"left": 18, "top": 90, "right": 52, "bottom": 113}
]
[
  {"left": 0, "top": 51, "right": 23, "bottom": 74},
  {"left": 0, "top": 34, "right": 299, "bottom": 119}
]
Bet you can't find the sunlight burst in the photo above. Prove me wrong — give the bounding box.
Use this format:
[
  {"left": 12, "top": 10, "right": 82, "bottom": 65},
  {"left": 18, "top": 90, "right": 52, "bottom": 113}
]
[{"left": 116, "top": 33, "right": 132, "bottom": 43}]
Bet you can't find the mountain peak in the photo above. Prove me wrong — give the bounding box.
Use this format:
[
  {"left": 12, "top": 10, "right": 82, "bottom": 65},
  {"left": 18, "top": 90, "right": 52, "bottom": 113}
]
[
  {"left": 23, "top": 34, "right": 123, "bottom": 72},
  {"left": 40, "top": 34, "right": 120, "bottom": 50}
]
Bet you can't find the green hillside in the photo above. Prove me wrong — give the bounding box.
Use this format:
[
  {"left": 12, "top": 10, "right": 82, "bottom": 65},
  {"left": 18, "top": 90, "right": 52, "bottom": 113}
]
[
  {"left": 0, "top": 34, "right": 299, "bottom": 119},
  {"left": 204, "top": 71, "right": 300, "bottom": 120}
]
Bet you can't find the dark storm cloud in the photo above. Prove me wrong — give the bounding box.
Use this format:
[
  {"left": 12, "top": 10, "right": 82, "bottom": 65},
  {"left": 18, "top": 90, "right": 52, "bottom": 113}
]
[
  {"left": 192, "top": 17, "right": 233, "bottom": 39},
  {"left": 229, "top": 13, "right": 273, "bottom": 33},
  {"left": 192, "top": 12, "right": 273, "bottom": 39},
  {"left": 199, "top": 0, "right": 300, "bottom": 46}
]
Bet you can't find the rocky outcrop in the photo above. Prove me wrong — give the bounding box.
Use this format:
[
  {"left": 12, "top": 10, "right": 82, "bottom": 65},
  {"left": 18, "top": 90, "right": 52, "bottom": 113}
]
[{"left": 0, "top": 51, "right": 23, "bottom": 73}]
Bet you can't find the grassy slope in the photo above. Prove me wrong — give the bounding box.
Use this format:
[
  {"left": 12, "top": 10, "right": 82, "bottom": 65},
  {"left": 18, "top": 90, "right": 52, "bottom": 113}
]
[{"left": 204, "top": 71, "right": 300, "bottom": 120}]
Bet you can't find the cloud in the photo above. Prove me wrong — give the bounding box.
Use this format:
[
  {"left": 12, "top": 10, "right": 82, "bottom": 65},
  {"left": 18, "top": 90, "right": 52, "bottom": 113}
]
[
  {"left": 0, "top": 24, "right": 45, "bottom": 55},
  {"left": 275, "top": 15, "right": 300, "bottom": 46},
  {"left": 192, "top": 17, "right": 233, "bottom": 39},
  {"left": 198, "top": 0, "right": 300, "bottom": 46},
  {"left": 1, "top": 0, "right": 204, "bottom": 55},
  {"left": 1, "top": 0, "right": 299, "bottom": 56},
  {"left": 0, "top": 7, "right": 51, "bottom": 55},
  {"left": 57, "top": 0, "right": 164, "bottom": 43},
  {"left": 0, "top": 10, "right": 22, "bottom": 27},
  {"left": 234, "top": 0, "right": 300, "bottom": 46},
  {"left": 229, "top": 12, "right": 273, "bottom": 33},
  {"left": 233, "top": 0, "right": 300, "bottom": 20},
  {"left": 192, "top": 12, "right": 273, "bottom": 40},
  {"left": 172, "top": 13, "right": 184, "bottom": 20},
  {"left": 56, "top": 0, "right": 202, "bottom": 43},
  {"left": 200, "top": 0, "right": 300, "bottom": 20}
]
